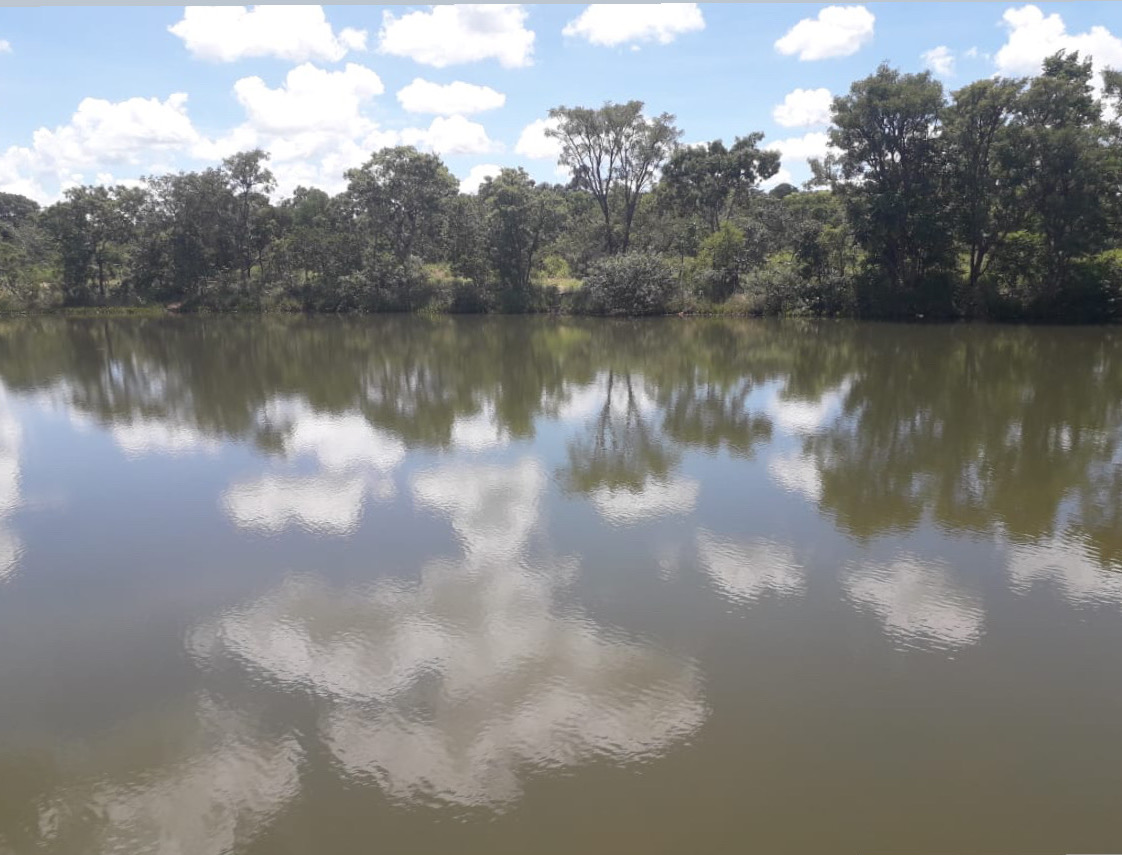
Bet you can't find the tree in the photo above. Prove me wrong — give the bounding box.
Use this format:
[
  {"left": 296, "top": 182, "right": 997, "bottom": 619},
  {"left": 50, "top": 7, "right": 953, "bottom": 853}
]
[
  {"left": 42, "top": 185, "right": 144, "bottom": 304},
  {"left": 828, "top": 64, "right": 954, "bottom": 316},
  {"left": 943, "top": 77, "right": 1025, "bottom": 312},
  {"left": 661, "top": 135, "right": 780, "bottom": 233},
  {"left": 1010, "top": 51, "right": 1113, "bottom": 300},
  {"left": 479, "top": 168, "right": 565, "bottom": 297},
  {"left": 223, "top": 149, "right": 276, "bottom": 286},
  {"left": 547, "top": 101, "right": 680, "bottom": 253},
  {"left": 343, "top": 146, "right": 458, "bottom": 265}
]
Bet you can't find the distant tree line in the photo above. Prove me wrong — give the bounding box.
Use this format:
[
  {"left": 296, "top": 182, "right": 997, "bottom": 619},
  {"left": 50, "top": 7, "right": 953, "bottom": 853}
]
[{"left": 2, "top": 51, "right": 1121, "bottom": 321}]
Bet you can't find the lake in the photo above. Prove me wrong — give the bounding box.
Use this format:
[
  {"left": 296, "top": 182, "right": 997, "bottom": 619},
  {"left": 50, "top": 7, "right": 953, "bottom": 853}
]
[{"left": 0, "top": 315, "right": 1119, "bottom": 855}]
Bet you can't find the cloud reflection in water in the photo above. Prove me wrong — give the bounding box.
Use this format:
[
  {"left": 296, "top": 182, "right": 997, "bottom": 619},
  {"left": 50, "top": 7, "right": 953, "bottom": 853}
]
[{"left": 194, "top": 459, "right": 706, "bottom": 808}]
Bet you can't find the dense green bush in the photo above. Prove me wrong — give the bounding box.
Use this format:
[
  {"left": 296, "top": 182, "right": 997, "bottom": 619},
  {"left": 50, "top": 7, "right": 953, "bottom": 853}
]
[{"left": 582, "top": 252, "right": 677, "bottom": 315}]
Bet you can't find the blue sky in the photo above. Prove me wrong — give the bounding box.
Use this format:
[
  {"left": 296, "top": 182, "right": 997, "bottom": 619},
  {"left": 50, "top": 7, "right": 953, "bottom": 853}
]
[{"left": 1, "top": 3, "right": 1121, "bottom": 202}]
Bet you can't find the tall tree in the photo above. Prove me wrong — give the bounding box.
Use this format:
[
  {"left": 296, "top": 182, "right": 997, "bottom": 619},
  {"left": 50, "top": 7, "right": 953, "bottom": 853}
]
[
  {"left": 223, "top": 149, "right": 276, "bottom": 286},
  {"left": 547, "top": 101, "right": 680, "bottom": 253},
  {"left": 479, "top": 168, "right": 565, "bottom": 296},
  {"left": 1011, "top": 51, "right": 1113, "bottom": 298},
  {"left": 943, "top": 77, "right": 1025, "bottom": 312},
  {"left": 343, "top": 146, "right": 458, "bottom": 265},
  {"left": 828, "top": 64, "right": 953, "bottom": 316},
  {"left": 660, "top": 135, "right": 780, "bottom": 233}
]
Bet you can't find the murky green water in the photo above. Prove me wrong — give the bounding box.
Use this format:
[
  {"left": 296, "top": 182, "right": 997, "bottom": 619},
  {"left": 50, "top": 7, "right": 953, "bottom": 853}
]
[{"left": 0, "top": 316, "right": 1119, "bottom": 855}]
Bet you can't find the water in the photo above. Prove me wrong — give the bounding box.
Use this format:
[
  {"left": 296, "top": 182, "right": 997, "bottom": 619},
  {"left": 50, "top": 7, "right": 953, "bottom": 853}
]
[{"left": 0, "top": 316, "right": 1119, "bottom": 854}]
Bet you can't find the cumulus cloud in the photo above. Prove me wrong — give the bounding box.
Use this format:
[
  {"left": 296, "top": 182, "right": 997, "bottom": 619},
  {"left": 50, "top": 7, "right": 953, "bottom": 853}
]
[
  {"left": 397, "top": 78, "right": 506, "bottom": 115},
  {"left": 764, "top": 131, "right": 837, "bottom": 184},
  {"left": 458, "top": 164, "right": 503, "bottom": 195},
  {"left": 922, "top": 45, "right": 955, "bottom": 76},
  {"left": 169, "top": 5, "right": 366, "bottom": 63},
  {"left": 233, "top": 63, "right": 385, "bottom": 135},
  {"left": 0, "top": 93, "right": 200, "bottom": 202},
  {"left": 772, "top": 87, "right": 834, "bottom": 128},
  {"left": 562, "top": 4, "right": 704, "bottom": 47},
  {"left": 514, "top": 117, "right": 562, "bottom": 160},
  {"left": 0, "top": 39, "right": 11, "bottom": 53},
  {"left": 402, "top": 114, "right": 500, "bottom": 156},
  {"left": 844, "top": 556, "right": 985, "bottom": 652},
  {"left": 994, "top": 4, "right": 1122, "bottom": 84},
  {"left": 775, "top": 5, "right": 875, "bottom": 61},
  {"left": 200, "top": 63, "right": 400, "bottom": 196},
  {"left": 378, "top": 4, "right": 535, "bottom": 69}
]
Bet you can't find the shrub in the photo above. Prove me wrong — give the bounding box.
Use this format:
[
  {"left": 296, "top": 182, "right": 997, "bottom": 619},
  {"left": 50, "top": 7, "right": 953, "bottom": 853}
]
[{"left": 582, "top": 252, "right": 676, "bottom": 316}]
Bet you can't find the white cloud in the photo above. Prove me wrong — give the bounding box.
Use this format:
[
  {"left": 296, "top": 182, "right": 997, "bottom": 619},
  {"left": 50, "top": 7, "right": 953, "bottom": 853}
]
[
  {"left": 233, "top": 63, "right": 385, "bottom": 135},
  {"left": 562, "top": 4, "right": 704, "bottom": 47},
  {"left": 402, "top": 115, "right": 499, "bottom": 156},
  {"left": 397, "top": 78, "right": 506, "bottom": 115},
  {"left": 169, "top": 5, "right": 366, "bottom": 63},
  {"left": 514, "top": 117, "right": 562, "bottom": 160},
  {"left": 922, "top": 45, "right": 955, "bottom": 77},
  {"left": 378, "top": 4, "right": 535, "bottom": 69},
  {"left": 0, "top": 93, "right": 200, "bottom": 202},
  {"left": 844, "top": 556, "right": 985, "bottom": 652},
  {"left": 772, "top": 87, "right": 833, "bottom": 128},
  {"left": 994, "top": 4, "right": 1122, "bottom": 85},
  {"left": 458, "top": 164, "right": 502, "bottom": 194},
  {"left": 775, "top": 5, "right": 875, "bottom": 61},
  {"left": 0, "top": 39, "right": 11, "bottom": 53},
  {"left": 765, "top": 131, "right": 836, "bottom": 184},
  {"left": 202, "top": 63, "right": 400, "bottom": 197}
]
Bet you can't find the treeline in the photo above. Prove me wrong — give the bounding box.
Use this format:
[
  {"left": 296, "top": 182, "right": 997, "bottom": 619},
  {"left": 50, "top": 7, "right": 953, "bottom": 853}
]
[{"left": 2, "top": 51, "right": 1121, "bottom": 321}]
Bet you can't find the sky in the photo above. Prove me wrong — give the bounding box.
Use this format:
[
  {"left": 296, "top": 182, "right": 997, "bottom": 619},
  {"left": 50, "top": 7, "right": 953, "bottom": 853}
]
[{"left": 1, "top": 2, "right": 1121, "bottom": 203}]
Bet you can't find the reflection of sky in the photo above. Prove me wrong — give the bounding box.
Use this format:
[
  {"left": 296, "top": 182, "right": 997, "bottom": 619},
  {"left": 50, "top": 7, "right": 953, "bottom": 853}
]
[
  {"left": 697, "top": 530, "right": 804, "bottom": 605},
  {"left": 844, "top": 556, "right": 985, "bottom": 652},
  {"left": 591, "top": 476, "right": 700, "bottom": 526},
  {"left": 110, "top": 417, "right": 219, "bottom": 458},
  {"left": 764, "top": 379, "right": 851, "bottom": 437},
  {"left": 222, "top": 398, "right": 404, "bottom": 535},
  {"left": 34, "top": 698, "right": 301, "bottom": 855},
  {"left": 450, "top": 400, "right": 509, "bottom": 452},
  {"left": 194, "top": 458, "right": 706, "bottom": 808},
  {"left": 1007, "top": 531, "right": 1122, "bottom": 608},
  {"left": 0, "top": 387, "right": 23, "bottom": 582}
]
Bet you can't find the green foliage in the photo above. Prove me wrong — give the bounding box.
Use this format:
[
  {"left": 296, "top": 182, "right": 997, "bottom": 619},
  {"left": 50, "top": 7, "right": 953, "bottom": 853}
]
[
  {"left": 694, "top": 222, "right": 745, "bottom": 301},
  {"left": 582, "top": 252, "right": 677, "bottom": 315},
  {"left": 661, "top": 136, "right": 780, "bottom": 232},
  {"left": 547, "top": 101, "right": 680, "bottom": 253},
  {"left": 6, "top": 51, "right": 1122, "bottom": 322}
]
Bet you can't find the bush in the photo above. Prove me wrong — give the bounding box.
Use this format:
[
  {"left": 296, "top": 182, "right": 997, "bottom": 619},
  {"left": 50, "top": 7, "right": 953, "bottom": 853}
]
[{"left": 582, "top": 252, "right": 677, "bottom": 316}]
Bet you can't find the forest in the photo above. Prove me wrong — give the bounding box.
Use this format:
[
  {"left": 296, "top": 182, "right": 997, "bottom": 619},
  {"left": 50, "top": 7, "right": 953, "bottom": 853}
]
[{"left": 2, "top": 51, "right": 1122, "bottom": 321}]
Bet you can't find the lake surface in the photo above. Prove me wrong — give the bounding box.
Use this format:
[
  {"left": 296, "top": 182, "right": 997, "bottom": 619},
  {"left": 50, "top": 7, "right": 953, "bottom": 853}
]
[{"left": 0, "top": 316, "right": 1119, "bottom": 855}]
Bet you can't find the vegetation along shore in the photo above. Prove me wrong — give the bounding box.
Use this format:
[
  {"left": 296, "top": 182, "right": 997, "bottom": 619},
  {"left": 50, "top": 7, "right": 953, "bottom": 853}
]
[{"left": 3, "top": 53, "right": 1121, "bottom": 322}]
